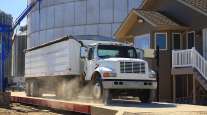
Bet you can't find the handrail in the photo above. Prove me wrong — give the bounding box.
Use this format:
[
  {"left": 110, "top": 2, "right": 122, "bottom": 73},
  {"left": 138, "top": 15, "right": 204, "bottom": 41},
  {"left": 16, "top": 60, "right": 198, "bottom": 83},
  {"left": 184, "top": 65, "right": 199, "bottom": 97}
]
[{"left": 172, "top": 47, "right": 207, "bottom": 80}]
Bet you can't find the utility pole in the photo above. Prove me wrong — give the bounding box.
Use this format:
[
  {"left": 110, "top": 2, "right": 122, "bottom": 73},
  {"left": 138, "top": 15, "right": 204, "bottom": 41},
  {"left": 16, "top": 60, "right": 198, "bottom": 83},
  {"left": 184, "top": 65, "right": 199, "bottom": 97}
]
[{"left": 156, "top": 45, "right": 160, "bottom": 102}]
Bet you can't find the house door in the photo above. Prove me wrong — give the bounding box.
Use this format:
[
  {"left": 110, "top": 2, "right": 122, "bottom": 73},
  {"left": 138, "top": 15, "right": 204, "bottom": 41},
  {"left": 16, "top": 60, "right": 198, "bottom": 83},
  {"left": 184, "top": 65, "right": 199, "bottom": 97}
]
[
  {"left": 187, "top": 32, "right": 195, "bottom": 49},
  {"left": 203, "top": 29, "right": 207, "bottom": 59}
]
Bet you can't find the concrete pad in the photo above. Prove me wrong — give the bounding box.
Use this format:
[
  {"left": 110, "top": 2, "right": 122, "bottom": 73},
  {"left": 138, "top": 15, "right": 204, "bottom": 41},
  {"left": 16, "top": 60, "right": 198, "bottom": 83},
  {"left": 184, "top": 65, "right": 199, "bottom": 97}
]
[
  {"left": 91, "top": 106, "right": 118, "bottom": 115},
  {"left": 10, "top": 92, "right": 207, "bottom": 115},
  {"left": 93, "top": 100, "right": 207, "bottom": 115}
]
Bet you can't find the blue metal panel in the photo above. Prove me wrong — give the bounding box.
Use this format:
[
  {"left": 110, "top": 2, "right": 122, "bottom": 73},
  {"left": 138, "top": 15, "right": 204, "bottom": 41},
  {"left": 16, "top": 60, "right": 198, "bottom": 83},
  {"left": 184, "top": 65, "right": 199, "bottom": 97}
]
[
  {"left": 0, "top": 29, "right": 12, "bottom": 92},
  {"left": 0, "top": 24, "right": 11, "bottom": 32},
  {"left": 0, "top": 0, "right": 42, "bottom": 92}
]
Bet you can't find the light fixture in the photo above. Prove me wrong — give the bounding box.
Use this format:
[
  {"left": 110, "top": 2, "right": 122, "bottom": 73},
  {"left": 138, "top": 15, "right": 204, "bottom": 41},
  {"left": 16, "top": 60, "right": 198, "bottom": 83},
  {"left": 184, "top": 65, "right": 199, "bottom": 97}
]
[{"left": 138, "top": 18, "right": 144, "bottom": 23}]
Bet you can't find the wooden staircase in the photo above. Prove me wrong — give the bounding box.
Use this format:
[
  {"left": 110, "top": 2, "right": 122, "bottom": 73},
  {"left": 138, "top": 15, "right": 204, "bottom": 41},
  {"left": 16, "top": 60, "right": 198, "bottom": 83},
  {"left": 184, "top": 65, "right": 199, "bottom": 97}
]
[
  {"left": 194, "top": 70, "right": 207, "bottom": 91},
  {"left": 172, "top": 47, "right": 207, "bottom": 91}
]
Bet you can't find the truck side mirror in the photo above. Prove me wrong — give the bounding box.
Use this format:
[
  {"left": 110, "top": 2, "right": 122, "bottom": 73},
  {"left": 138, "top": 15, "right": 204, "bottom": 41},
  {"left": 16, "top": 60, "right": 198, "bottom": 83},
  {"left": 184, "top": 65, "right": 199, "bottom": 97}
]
[{"left": 80, "top": 47, "right": 88, "bottom": 58}]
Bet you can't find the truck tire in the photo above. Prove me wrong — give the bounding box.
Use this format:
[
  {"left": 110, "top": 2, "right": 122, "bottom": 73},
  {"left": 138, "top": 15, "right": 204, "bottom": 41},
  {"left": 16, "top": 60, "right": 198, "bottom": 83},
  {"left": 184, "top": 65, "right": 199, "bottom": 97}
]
[
  {"left": 92, "top": 80, "right": 103, "bottom": 100},
  {"left": 25, "top": 80, "right": 31, "bottom": 96},
  {"left": 139, "top": 90, "right": 154, "bottom": 103},
  {"left": 30, "top": 80, "right": 40, "bottom": 97},
  {"left": 92, "top": 79, "right": 112, "bottom": 105}
]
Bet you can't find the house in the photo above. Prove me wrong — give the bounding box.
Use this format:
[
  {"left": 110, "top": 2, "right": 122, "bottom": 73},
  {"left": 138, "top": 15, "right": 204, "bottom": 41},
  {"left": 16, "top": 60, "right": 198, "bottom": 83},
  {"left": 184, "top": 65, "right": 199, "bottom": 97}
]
[{"left": 115, "top": 0, "right": 207, "bottom": 104}]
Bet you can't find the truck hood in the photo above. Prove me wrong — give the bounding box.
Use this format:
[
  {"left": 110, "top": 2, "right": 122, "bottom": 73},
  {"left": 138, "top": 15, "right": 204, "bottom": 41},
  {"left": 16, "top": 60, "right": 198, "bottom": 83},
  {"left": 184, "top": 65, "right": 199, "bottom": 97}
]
[{"left": 101, "top": 58, "right": 146, "bottom": 62}]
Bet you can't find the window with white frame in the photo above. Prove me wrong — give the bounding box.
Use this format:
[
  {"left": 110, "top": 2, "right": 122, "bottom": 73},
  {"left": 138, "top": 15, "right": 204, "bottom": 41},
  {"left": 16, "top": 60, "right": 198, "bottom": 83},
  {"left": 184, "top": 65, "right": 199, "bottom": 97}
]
[
  {"left": 155, "top": 32, "right": 167, "bottom": 49},
  {"left": 134, "top": 34, "right": 150, "bottom": 49},
  {"left": 172, "top": 33, "right": 181, "bottom": 49}
]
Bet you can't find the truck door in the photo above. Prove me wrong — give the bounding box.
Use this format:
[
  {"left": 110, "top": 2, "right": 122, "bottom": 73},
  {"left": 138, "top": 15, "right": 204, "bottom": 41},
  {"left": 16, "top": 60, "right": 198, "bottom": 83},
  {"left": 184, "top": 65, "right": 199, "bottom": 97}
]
[{"left": 85, "top": 48, "right": 96, "bottom": 80}]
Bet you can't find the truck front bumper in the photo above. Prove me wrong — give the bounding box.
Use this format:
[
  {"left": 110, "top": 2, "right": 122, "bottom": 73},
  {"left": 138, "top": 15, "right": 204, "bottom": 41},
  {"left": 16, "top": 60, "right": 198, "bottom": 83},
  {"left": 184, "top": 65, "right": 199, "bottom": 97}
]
[{"left": 102, "top": 80, "right": 157, "bottom": 89}]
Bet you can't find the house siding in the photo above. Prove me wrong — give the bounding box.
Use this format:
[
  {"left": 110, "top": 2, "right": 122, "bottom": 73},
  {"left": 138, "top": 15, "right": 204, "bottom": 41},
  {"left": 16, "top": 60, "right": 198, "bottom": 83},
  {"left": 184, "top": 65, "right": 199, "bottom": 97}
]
[
  {"left": 195, "top": 30, "right": 203, "bottom": 54},
  {"left": 145, "top": 31, "right": 173, "bottom": 101}
]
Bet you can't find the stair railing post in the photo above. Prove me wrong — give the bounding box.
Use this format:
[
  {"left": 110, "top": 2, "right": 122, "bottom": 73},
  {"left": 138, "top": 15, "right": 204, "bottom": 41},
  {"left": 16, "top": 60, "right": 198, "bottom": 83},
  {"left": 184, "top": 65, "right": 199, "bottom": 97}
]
[{"left": 191, "top": 47, "right": 196, "bottom": 68}]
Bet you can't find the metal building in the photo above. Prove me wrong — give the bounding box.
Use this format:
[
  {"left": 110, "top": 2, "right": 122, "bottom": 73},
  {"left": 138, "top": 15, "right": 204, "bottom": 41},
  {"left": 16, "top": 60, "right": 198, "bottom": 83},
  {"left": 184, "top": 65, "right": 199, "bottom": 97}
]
[
  {"left": 27, "top": 0, "right": 142, "bottom": 48},
  {"left": 12, "top": 26, "right": 27, "bottom": 88},
  {"left": 0, "top": 10, "right": 13, "bottom": 86}
]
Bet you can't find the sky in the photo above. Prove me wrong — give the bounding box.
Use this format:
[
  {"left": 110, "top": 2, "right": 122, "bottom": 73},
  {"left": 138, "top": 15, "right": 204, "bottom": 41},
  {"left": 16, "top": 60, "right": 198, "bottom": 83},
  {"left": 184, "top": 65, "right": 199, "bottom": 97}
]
[{"left": 0, "top": 0, "right": 27, "bottom": 26}]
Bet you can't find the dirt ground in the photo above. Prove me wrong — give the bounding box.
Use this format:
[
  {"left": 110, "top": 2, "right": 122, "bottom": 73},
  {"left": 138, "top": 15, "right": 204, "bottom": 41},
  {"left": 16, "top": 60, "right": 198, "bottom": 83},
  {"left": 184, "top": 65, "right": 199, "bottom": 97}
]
[{"left": 0, "top": 103, "right": 85, "bottom": 115}]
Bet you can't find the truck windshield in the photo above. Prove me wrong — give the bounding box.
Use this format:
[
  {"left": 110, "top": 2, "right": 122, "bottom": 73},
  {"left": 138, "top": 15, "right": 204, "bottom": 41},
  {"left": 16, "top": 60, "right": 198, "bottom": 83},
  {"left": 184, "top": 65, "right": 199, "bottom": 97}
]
[{"left": 97, "top": 45, "right": 137, "bottom": 59}]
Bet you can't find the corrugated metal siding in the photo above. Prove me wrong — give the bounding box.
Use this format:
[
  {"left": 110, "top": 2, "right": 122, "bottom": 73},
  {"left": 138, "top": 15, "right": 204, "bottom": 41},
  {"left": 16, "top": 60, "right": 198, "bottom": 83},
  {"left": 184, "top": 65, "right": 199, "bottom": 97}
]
[
  {"left": 27, "top": 0, "right": 143, "bottom": 48},
  {"left": 13, "top": 34, "right": 27, "bottom": 77}
]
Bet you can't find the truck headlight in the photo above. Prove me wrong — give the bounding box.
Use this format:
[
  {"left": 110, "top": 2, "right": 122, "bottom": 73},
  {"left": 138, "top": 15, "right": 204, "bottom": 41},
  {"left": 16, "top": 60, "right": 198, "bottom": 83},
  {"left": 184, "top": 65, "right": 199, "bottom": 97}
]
[
  {"left": 149, "top": 70, "right": 156, "bottom": 78},
  {"left": 103, "top": 72, "right": 117, "bottom": 77}
]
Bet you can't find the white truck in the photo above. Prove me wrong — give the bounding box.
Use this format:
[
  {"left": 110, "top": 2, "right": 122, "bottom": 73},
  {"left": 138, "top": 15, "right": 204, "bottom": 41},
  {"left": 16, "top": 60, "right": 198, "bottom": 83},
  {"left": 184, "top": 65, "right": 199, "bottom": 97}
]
[{"left": 25, "top": 35, "right": 157, "bottom": 104}]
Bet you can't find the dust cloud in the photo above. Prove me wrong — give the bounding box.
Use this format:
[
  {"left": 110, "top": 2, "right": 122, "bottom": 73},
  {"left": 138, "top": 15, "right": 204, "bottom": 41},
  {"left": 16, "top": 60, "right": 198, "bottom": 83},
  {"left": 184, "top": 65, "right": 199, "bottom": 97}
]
[{"left": 55, "top": 77, "right": 101, "bottom": 104}]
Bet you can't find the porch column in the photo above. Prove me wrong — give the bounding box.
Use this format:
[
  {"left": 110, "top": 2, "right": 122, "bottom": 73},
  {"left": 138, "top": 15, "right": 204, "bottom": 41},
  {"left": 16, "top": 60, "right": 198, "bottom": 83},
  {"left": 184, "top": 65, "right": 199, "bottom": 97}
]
[
  {"left": 173, "top": 75, "right": 176, "bottom": 103},
  {"left": 186, "top": 74, "right": 189, "bottom": 97},
  {"left": 193, "top": 75, "right": 196, "bottom": 104}
]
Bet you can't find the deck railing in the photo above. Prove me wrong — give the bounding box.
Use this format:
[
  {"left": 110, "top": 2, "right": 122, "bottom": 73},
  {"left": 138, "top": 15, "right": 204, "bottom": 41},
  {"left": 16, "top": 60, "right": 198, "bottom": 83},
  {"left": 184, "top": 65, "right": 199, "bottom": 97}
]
[{"left": 172, "top": 48, "right": 207, "bottom": 80}]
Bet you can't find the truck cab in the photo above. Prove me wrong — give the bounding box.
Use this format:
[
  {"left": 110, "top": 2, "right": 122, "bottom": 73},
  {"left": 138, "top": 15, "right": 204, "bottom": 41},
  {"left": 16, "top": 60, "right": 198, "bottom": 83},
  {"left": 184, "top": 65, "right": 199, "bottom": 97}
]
[{"left": 81, "top": 43, "right": 157, "bottom": 103}]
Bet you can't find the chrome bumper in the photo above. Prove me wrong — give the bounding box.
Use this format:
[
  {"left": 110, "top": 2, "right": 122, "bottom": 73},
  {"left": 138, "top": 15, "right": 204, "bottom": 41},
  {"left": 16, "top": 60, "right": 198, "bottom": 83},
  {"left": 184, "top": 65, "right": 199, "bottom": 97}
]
[{"left": 102, "top": 80, "right": 157, "bottom": 89}]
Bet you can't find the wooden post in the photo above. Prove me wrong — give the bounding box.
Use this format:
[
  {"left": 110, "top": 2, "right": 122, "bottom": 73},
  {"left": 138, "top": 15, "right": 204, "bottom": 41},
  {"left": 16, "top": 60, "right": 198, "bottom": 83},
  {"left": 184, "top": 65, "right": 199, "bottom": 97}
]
[
  {"left": 193, "top": 75, "right": 196, "bottom": 104},
  {"left": 186, "top": 75, "right": 189, "bottom": 97},
  {"left": 173, "top": 75, "right": 176, "bottom": 103}
]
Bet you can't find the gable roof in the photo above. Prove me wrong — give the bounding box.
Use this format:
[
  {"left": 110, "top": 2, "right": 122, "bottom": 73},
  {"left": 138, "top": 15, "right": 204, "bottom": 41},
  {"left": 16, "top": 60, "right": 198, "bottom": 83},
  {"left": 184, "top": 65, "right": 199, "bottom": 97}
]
[
  {"left": 115, "top": 9, "right": 187, "bottom": 41},
  {"left": 140, "top": 0, "right": 207, "bottom": 16},
  {"left": 135, "top": 10, "right": 181, "bottom": 27}
]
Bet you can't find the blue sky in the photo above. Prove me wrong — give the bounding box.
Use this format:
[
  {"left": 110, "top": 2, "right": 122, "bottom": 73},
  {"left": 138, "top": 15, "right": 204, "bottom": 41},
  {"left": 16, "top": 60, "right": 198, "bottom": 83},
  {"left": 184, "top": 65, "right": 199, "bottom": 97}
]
[{"left": 0, "top": 0, "right": 27, "bottom": 25}]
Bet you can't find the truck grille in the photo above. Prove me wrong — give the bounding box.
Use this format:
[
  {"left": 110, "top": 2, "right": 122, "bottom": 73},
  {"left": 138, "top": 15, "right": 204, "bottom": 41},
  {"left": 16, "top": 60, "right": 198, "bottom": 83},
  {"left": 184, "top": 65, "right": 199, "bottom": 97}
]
[{"left": 120, "top": 62, "right": 145, "bottom": 73}]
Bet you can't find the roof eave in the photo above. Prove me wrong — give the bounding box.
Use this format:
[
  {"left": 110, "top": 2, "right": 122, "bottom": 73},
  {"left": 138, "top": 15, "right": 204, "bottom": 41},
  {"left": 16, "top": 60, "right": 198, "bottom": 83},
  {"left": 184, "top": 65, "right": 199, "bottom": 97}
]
[
  {"left": 156, "top": 25, "right": 189, "bottom": 31},
  {"left": 115, "top": 9, "right": 137, "bottom": 41},
  {"left": 177, "top": 0, "right": 207, "bottom": 17},
  {"left": 139, "top": 0, "right": 153, "bottom": 9}
]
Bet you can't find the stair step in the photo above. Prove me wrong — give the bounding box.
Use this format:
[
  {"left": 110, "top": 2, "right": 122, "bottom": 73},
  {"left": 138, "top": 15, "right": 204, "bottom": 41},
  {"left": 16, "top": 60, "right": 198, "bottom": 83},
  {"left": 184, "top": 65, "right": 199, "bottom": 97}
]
[{"left": 194, "top": 71, "right": 207, "bottom": 91}]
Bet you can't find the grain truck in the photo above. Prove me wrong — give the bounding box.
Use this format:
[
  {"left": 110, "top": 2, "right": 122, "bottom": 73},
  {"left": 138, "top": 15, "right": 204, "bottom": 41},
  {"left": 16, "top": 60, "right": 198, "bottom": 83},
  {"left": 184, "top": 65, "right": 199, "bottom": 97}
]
[{"left": 25, "top": 35, "right": 157, "bottom": 104}]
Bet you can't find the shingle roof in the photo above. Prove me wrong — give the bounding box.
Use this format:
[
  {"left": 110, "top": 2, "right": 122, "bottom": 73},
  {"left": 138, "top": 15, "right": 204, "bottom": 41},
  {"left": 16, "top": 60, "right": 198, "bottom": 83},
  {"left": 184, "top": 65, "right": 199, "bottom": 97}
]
[
  {"left": 140, "top": 0, "right": 207, "bottom": 16},
  {"left": 179, "top": 0, "right": 207, "bottom": 12},
  {"left": 177, "top": 0, "right": 207, "bottom": 16},
  {"left": 134, "top": 10, "right": 182, "bottom": 27}
]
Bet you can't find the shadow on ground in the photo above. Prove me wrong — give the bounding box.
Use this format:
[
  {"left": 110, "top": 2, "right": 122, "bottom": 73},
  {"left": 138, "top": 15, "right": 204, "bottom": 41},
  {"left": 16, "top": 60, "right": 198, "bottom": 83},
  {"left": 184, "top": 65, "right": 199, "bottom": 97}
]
[{"left": 110, "top": 100, "right": 177, "bottom": 108}]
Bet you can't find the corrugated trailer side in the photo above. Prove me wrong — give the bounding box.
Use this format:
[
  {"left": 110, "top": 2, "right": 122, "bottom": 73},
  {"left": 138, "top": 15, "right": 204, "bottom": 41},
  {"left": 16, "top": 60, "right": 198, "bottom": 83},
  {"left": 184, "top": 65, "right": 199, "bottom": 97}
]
[
  {"left": 24, "top": 37, "right": 82, "bottom": 98},
  {"left": 25, "top": 38, "right": 81, "bottom": 78}
]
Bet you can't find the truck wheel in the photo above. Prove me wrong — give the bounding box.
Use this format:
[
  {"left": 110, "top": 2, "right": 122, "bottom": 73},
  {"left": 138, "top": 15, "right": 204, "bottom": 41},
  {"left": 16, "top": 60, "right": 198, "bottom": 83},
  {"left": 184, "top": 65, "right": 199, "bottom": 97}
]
[
  {"left": 92, "top": 80, "right": 112, "bottom": 105},
  {"left": 139, "top": 90, "right": 153, "bottom": 103},
  {"left": 25, "top": 80, "right": 31, "bottom": 96},
  {"left": 92, "top": 80, "right": 103, "bottom": 100}
]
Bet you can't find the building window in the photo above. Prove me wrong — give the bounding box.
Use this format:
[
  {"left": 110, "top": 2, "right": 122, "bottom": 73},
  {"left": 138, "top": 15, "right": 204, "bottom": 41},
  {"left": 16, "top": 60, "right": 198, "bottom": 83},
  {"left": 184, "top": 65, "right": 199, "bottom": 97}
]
[
  {"left": 155, "top": 32, "right": 167, "bottom": 49},
  {"left": 187, "top": 31, "right": 195, "bottom": 49},
  {"left": 172, "top": 33, "right": 181, "bottom": 49},
  {"left": 134, "top": 34, "right": 150, "bottom": 49}
]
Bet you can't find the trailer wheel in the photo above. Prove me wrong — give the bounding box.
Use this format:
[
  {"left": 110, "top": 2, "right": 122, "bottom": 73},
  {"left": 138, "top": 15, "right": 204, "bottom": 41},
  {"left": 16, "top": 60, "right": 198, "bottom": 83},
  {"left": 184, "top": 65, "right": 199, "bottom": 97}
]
[
  {"left": 30, "top": 80, "right": 40, "bottom": 97},
  {"left": 56, "top": 79, "right": 66, "bottom": 99},
  {"left": 25, "top": 80, "right": 31, "bottom": 96},
  {"left": 139, "top": 90, "right": 154, "bottom": 103}
]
